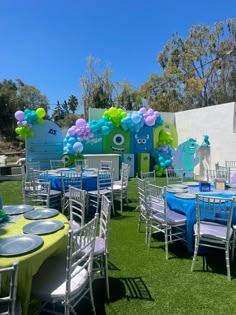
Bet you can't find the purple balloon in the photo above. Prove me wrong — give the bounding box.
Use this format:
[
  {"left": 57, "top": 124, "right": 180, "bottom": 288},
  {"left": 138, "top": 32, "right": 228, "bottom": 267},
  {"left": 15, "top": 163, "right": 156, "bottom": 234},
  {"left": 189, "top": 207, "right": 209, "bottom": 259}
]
[
  {"left": 75, "top": 118, "right": 86, "bottom": 127},
  {"left": 15, "top": 110, "right": 24, "bottom": 121},
  {"left": 145, "top": 116, "right": 155, "bottom": 126},
  {"left": 68, "top": 126, "right": 76, "bottom": 136},
  {"left": 139, "top": 107, "right": 146, "bottom": 114}
]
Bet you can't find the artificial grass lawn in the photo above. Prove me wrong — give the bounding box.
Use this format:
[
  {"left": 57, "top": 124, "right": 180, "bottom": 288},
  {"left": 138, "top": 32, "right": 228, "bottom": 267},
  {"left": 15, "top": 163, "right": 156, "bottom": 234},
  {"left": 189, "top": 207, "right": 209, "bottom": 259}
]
[{"left": 1, "top": 178, "right": 236, "bottom": 314}]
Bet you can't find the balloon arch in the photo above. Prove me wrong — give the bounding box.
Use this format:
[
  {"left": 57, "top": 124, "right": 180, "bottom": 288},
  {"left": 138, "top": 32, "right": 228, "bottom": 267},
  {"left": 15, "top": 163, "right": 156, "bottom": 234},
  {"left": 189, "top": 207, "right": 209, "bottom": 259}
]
[{"left": 14, "top": 106, "right": 179, "bottom": 176}]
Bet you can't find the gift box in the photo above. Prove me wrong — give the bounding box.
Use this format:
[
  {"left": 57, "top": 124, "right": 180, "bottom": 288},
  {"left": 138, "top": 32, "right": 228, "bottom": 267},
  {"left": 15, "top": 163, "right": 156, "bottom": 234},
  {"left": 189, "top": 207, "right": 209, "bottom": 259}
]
[{"left": 199, "top": 181, "right": 211, "bottom": 192}]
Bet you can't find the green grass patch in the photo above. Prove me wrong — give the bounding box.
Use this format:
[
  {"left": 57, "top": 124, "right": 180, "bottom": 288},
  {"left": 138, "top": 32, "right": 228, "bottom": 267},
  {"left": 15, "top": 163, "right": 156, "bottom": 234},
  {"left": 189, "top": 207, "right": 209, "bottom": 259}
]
[{"left": 1, "top": 178, "right": 236, "bottom": 314}]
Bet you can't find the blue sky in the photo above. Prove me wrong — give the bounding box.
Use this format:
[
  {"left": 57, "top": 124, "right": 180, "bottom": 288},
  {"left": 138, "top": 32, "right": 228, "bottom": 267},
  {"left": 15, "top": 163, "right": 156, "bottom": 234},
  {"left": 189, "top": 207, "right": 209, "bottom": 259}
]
[{"left": 0, "top": 0, "right": 235, "bottom": 113}]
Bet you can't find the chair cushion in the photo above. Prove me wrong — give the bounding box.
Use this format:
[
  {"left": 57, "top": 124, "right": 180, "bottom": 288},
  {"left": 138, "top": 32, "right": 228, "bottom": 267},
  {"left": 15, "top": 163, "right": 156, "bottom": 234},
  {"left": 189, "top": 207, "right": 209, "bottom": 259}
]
[
  {"left": 50, "top": 189, "right": 61, "bottom": 196},
  {"left": 31, "top": 256, "right": 88, "bottom": 300},
  {"left": 153, "top": 209, "right": 186, "bottom": 225},
  {"left": 194, "top": 222, "right": 233, "bottom": 240},
  {"left": 88, "top": 189, "right": 110, "bottom": 195},
  {"left": 94, "top": 237, "right": 106, "bottom": 256},
  {"left": 64, "top": 191, "right": 70, "bottom": 198},
  {"left": 70, "top": 220, "right": 81, "bottom": 233}
]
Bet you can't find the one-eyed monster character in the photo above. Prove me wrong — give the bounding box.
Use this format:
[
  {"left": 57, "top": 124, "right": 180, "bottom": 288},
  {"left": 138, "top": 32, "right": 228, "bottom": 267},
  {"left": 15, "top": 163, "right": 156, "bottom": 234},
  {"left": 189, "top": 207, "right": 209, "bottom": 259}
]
[
  {"left": 102, "top": 126, "right": 131, "bottom": 154},
  {"left": 62, "top": 152, "right": 84, "bottom": 167},
  {"left": 132, "top": 125, "right": 153, "bottom": 153},
  {"left": 172, "top": 138, "right": 199, "bottom": 178}
]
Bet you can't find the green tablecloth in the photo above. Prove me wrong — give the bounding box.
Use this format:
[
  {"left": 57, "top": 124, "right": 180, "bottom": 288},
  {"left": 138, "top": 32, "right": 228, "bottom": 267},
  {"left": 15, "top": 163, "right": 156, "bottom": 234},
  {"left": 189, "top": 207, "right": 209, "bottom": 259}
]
[{"left": 0, "top": 213, "right": 69, "bottom": 315}]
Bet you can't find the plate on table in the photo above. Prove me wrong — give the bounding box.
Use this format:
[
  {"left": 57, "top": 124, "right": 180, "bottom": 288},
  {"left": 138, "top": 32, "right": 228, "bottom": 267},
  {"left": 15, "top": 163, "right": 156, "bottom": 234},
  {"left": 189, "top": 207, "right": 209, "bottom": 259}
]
[
  {"left": 184, "top": 181, "right": 199, "bottom": 186},
  {"left": 226, "top": 183, "right": 236, "bottom": 189},
  {"left": 84, "top": 168, "right": 98, "bottom": 172},
  {"left": 3, "top": 205, "right": 33, "bottom": 215},
  {"left": 47, "top": 170, "right": 61, "bottom": 176},
  {"left": 167, "top": 184, "right": 188, "bottom": 189},
  {"left": 0, "top": 234, "right": 43, "bottom": 256},
  {"left": 56, "top": 168, "right": 69, "bottom": 172},
  {"left": 175, "top": 193, "right": 196, "bottom": 199},
  {"left": 23, "top": 220, "right": 64, "bottom": 235},
  {"left": 24, "top": 208, "right": 59, "bottom": 220},
  {"left": 167, "top": 187, "right": 188, "bottom": 193}
]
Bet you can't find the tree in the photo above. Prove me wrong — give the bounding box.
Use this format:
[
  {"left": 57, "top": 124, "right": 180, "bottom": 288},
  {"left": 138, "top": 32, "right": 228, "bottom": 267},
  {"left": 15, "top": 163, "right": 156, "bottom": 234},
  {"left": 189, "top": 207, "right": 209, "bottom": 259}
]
[
  {"left": 140, "top": 74, "right": 183, "bottom": 112},
  {"left": 0, "top": 79, "right": 50, "bottom": 139},
  {"left": 114, "top": 80, "right": 143, "bottom": 110},
  {"left": 141, "top": 19, "right": 236, "bottom": 111},
  {"left": 157, "top": 19, "right": 236, "bottom": 109},
  {"left": 51, "top": 101, "right": 64, "bottom": 122},
  {"left": 16, "top": 79, "right": 49, "bottom": 112},
  {"left": 68, "top": 95, "right": 79, "bottom": 114},
  {"left": 80, "top": 56, "right": 114, "bottom": 120},
  {"left": 0, "top": 80, "right": 18, "bottom": 138}
]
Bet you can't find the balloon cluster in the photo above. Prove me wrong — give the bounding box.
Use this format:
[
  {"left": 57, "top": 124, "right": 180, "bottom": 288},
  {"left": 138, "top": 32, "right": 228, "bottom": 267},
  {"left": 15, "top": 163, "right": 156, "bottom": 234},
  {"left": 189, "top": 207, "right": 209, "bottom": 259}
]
[
  {"left": 88, "top": 117, "right": 113, "bottom": 138},
  {"left": 103, "top": 107, "right": 127, "bottom": 127},
  {"left": 68, "top": 118, "right": 93, "bottom": 140},
  {"left": 14, "top": 108, "right": 46, "bottom": 139},
  {"left": 64, "top": 117, "right": 113, "bottom": 155},
  {"left": 152, "top": 145, "right": 172, "bottom": 176},
  {"left": 121, "top": 111, "right": 144, "bottom": 133},
  {"left": 63, "top": 133, "right": 84, "bottom": 154},
  {"left": 139, "top": 107, "right": 163, "bottom": 127},
  {"left": 151, "top": 129, "right": 174, "bottom": 176}
]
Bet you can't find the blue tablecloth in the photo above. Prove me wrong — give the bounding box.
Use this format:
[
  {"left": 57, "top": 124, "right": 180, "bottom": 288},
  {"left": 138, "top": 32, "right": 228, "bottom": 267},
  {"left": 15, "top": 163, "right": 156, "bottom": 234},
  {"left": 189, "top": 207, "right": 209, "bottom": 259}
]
[
  {"left": 42, "top": 169, "right": 98, "bottom": 192},
  {"left": 167, "top": 188, "right": 236, "bottom": 252},
  {"left": 48, "top": 173, "right": 97, "bottom": 191}
]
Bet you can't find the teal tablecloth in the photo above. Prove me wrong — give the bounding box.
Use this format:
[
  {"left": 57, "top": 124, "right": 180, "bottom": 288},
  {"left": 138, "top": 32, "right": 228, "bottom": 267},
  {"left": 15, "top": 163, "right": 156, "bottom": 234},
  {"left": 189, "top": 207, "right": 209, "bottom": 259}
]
[{"left": 167, "top": 189, "right": 236, "bottom": 252}]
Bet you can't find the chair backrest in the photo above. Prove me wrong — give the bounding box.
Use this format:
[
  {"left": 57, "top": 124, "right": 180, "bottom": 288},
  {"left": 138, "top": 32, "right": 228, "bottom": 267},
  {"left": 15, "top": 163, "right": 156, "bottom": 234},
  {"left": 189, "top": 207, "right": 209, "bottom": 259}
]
[
  {"left": 99, "top": 195, "right": 111, "bottom": 239},
  {"left": 121, "top": 162, "right": 129, "bottom": 170},
  {"left": 69, "top": 186, "right": 86, "bottom": 227},
  {"left": 65, "top": 214, "right": 99, "bottom": 304},
  {"left": 50, "top": 160, "right": 66, "bottom": 170},
  {"left": 30, "top": 181, "right": 51, "bottom": 207},
  {"left": 195, "top": 195, "right": 235, "bottom": 240},
  {"left": 207, "top": 169, "right": 229, "bottom": 183},
  {"left": 140, "top": 170, "right": 156, "bottom": 185},
  {"left": 225, "top": 161, "right": 236, "bottom": 168},
  {"left": 61, "top": 171, "right": 83, "bottom": 194},
  {"left": 26, "top": 161, "right": 40, "bottom": 179},
  {"left": 97, "top": 170, "right": 113, "bottom": 192},
  {"left": 0, "top": 262, "right": 19, "bottom": 315},
  {"left": 166, "top": 168, "right": 184, "bottom": 185},
  {"left": 136, "top": 176, "right": 147, "bottom": 213},
  {"left": 147, "top": 183, "right": 166, "bottom": 218},
  {"left": 100, "top": 160, "right": 113, "bottom": 171},
  {"left": 120, "top": 164, "right": 130, "bottom": 188}
]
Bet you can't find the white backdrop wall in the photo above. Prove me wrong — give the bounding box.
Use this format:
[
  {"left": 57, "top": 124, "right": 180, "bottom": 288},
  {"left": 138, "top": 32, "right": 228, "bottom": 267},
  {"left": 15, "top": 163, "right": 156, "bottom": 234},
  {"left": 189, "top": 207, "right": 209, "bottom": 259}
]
[{"left": 175, "top": 102, "right": 236, "bottom": 175}]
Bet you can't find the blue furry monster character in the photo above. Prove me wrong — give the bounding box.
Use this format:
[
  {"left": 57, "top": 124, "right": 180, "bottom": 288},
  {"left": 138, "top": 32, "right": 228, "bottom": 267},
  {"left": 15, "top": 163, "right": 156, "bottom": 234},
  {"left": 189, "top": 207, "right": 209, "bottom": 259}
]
[{"left": 172, "top": 138, "right": 199, "bottom": 178}]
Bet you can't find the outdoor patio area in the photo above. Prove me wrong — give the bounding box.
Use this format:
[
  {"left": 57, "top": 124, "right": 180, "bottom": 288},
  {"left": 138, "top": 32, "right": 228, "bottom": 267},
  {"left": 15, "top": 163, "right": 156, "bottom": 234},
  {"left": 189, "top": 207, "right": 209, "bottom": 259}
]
[{"left": 1, "top": 178, "right": 236, "bottom": 314}]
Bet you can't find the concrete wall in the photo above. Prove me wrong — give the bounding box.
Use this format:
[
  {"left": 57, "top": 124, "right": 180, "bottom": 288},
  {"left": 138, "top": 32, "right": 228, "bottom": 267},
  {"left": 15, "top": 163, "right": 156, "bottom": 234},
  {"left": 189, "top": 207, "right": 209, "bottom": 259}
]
[{"left": 175, "top": 102, "right": 236, "bottom": 176}]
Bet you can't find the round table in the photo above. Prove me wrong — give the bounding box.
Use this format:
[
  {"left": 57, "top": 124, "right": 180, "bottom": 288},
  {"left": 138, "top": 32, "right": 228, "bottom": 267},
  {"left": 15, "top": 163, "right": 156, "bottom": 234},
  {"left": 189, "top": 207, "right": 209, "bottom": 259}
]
[{"left": 0, "top": 211, "right": 69, "bottom": 315}]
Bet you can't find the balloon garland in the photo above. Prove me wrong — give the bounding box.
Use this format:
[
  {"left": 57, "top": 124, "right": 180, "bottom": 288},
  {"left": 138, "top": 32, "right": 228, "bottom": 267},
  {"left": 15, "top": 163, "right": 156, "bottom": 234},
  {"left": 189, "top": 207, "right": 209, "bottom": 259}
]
[
  {"left": 14, "top": 107, "right": 46, "bottom": 139},
  {"left": 14, "top": 106, "right": 169, "bottom": 161},
  {"left": 63, "top": 106, "right": 164, "bottom": 155}
]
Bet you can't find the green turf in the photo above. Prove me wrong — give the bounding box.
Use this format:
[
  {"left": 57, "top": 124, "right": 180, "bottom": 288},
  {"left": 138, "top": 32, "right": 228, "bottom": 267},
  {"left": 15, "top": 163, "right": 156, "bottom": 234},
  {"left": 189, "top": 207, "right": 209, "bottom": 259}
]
[{"left": 1, "top": 178, "right": 236, "bottom": 314}]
